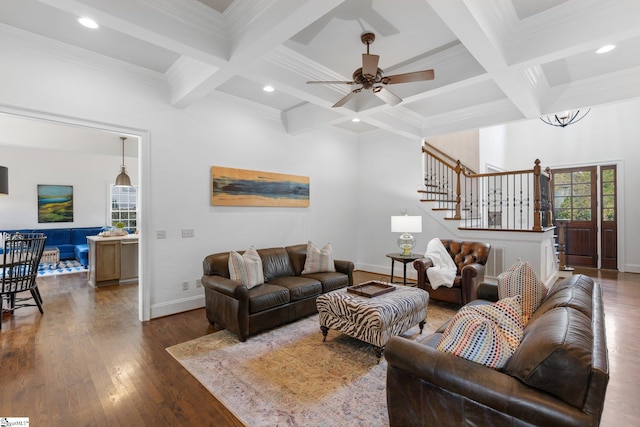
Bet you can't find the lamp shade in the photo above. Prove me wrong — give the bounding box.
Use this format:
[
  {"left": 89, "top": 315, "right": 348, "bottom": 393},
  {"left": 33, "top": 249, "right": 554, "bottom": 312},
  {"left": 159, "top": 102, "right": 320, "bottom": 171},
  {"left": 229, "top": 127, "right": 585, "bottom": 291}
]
[
  {"left": 391, "top": 215, "right": 422, "bottom": 233},
  {"left": 0, "top": 166, "right": 8, "bottom": 195}
]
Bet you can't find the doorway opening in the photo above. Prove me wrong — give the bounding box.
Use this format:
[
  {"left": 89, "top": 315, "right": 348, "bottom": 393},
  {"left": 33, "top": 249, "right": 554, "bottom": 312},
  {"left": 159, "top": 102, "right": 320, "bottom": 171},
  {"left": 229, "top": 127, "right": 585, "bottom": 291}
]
[{"left": 0, "top": 106, "right": 149, "bottom": 320}]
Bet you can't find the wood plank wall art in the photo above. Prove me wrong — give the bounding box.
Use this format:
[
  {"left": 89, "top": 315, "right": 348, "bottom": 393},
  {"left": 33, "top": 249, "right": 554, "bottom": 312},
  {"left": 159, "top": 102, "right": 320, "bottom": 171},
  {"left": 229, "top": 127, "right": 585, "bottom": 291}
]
[{"left": 211, "top": 166, "right": 310, "bottom": 207}]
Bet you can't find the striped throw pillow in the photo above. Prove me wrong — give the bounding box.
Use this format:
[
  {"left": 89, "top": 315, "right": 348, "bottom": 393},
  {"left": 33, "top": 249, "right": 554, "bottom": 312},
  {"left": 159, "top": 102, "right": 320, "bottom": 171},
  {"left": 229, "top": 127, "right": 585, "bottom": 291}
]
[
  {"left": 498, "top": 260, "right": 547, "bottom": 325},
  {"left": 302, "top": 241, "right": 336, "bottom": 274},
  {"left": 228, "top": 247, "right": 264, "bottom": 289},
  {"left": 437, "top": 295, "right": 524, "bottom": 369}
]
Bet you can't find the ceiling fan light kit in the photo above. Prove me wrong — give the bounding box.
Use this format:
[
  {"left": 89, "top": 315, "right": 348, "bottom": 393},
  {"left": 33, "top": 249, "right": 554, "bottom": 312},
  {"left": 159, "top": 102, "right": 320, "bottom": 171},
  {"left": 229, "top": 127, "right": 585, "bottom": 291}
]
[{"left": 307, "top": 32, "right": 434, "bottom": 108}]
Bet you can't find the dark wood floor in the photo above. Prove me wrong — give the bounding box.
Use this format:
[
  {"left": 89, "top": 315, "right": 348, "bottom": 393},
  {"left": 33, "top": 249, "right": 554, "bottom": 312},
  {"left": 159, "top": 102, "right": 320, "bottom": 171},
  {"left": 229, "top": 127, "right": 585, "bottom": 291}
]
[{"left": 0, "top": 269, "right": 638, "bottom": 426}]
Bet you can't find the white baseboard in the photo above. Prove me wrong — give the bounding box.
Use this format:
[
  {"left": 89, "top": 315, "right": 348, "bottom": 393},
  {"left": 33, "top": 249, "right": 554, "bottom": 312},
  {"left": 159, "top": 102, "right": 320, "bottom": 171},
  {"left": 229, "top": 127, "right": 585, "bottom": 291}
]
[
  {"left": 150, "top": 294, "right": 205, "bottom": 319},
  {"left": 356, "top": 262, "right": 418, "bottom": 282},
  {"left": 624, "top": 263, "right": 640, "bottom": 273}
]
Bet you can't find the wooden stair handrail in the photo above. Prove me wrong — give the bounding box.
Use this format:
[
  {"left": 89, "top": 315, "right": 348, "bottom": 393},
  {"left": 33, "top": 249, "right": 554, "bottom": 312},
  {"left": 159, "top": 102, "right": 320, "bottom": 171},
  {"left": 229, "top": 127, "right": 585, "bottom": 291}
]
[
  {"left": 422, "top": 147, "right": 553, "bottom": 231},
  {"left": 422, "top": 142, "right": 477, "bottom": 175}
]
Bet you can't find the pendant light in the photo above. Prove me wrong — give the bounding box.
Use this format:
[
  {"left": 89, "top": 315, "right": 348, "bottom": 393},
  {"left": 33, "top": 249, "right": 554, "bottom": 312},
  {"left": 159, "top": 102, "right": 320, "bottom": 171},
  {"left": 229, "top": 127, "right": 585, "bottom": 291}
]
[
  {"left": 115, "top": 136, "right": 131, "bottom": 187},
  {"left": 540, "top": 109, "right": 590, "bottom": 128}
]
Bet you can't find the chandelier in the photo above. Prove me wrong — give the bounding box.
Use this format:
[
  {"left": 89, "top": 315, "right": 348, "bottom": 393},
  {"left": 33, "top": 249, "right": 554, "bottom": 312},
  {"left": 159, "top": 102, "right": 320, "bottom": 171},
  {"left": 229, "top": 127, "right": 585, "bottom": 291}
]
[{"left": 540, "top": 109, "right": 590, "bottom": 128}]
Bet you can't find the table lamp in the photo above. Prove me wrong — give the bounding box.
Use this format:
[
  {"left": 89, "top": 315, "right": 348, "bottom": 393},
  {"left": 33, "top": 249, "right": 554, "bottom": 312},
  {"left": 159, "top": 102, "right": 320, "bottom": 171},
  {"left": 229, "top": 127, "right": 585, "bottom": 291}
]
[{"left": 391, "top": 215, "right": 422, "bottom": 256}]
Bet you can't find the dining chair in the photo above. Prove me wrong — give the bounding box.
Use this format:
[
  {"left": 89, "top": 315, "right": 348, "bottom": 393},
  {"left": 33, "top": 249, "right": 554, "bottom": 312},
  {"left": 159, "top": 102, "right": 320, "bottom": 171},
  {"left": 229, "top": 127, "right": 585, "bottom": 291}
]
[{"left": 1, "top": 232, "right": 47, "bottom": 329}]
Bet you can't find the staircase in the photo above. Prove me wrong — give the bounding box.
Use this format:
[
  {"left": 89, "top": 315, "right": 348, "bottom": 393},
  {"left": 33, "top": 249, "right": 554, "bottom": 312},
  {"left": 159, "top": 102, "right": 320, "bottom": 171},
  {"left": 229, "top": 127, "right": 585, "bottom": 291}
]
[
  {"left": 420, "top": 142, "right": 553, "bottom": 231},
  {"left": 419, "top": 142, "right": 561, "bottom": 284}
]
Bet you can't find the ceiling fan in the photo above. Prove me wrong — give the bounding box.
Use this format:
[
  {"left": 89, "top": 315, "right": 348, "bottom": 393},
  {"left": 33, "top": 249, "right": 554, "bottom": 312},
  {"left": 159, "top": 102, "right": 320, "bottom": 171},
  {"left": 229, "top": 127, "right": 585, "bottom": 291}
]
[{"left": 307, "top": 32, "right": 434, "bottom": 108}]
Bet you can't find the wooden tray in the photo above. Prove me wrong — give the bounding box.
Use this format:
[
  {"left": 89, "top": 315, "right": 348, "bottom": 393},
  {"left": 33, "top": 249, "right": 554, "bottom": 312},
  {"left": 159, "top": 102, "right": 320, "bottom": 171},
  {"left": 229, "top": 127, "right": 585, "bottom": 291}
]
[{"left": 347, "top": 280, "right": 396, "bottom": 298}]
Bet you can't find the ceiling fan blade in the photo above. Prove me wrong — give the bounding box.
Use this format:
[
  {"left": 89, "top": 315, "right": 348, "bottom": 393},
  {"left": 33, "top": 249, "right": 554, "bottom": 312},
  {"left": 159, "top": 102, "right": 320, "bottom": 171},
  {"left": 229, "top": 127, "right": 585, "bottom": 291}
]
[
  {"left": 383, "top": 69, "right": 434, "bottom": 84},
  {"left": 307, "top": 80, "right": 354, "bottom": 84},
  {"left": 362, "top": 54, "right": 379, "bottom": 77},
  {"left": 332, "top": 90, "right": 359, "bottom": 108},
  {"left": 373, "top": 86, "right": 402, "bottom": 106}
]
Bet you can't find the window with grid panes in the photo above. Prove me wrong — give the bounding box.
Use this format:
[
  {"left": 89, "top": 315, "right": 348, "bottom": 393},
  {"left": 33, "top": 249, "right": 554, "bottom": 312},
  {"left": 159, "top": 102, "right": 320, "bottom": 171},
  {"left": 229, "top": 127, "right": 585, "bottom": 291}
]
[
  {"left": 110, "top": 185, "right": 137, "bottom": 231},
  {"left": 554, "top": 170, "right": 592, "bottom": 221}
]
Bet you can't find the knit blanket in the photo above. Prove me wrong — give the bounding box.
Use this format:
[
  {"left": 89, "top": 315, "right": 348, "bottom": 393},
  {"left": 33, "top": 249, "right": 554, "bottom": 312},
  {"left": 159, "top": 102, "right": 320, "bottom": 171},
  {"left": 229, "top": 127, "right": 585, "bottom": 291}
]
[{"left": 424, "top": 238, "right": 457, "bottom": 289}]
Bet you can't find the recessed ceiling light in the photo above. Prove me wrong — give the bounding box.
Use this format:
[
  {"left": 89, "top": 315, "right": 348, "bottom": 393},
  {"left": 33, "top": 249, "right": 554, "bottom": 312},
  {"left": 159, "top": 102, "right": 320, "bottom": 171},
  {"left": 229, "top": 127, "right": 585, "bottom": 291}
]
[
  {"left": 78, "top": 17, "right": 99, "bottom": 29},
  {"left": 352, "top": 117, "right": 360, "bottom": 122},
  {"left": 263, "top": 85, "right": 274, "bottom": 92},
  {"left": 596, "top": 45, "right": 615, "bottom": 54}
]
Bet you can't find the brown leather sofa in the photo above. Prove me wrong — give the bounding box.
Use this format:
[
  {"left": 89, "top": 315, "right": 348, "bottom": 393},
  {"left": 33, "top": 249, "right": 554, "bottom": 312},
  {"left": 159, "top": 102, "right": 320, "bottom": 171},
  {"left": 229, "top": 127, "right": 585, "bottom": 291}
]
[
  {"left": 385, "top": 274, "right": 609, "bottom": 427},
  {"left": 201, "top": 244, "right": 354, "bottom": 341},
  {"left": 413, "top": 239, "right": 491, "bottom": 305}
]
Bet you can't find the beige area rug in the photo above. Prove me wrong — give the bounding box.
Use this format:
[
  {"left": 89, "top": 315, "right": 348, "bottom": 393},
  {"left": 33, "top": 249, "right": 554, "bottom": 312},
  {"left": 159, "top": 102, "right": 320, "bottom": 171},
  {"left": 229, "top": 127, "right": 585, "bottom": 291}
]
[{"left": 167, "top": 301, "right": 457, "bottom": 427}]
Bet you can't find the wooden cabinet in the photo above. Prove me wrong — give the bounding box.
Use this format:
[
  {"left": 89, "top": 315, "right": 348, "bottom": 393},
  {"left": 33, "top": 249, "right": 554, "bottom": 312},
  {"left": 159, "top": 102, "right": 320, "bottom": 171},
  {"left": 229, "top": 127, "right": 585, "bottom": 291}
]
[{"left": 88, "top": 235, "right": 138, "bottom": 287}]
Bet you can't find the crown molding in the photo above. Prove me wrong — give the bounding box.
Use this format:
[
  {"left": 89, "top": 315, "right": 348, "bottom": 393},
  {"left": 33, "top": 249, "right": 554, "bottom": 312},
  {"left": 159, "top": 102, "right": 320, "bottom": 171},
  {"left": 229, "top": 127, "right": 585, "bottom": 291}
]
[
  {"left": 224, "top": 0, "right": 278, "bottom": 42},
  {"left": 424, "top": 98, "right": 516, "bottom": 128},
  {"left": 138, "top": 0, "right": 228, "bottom": 39},
  {"left": 0, "top": 24, "right": 166, "bottom": 87},
  {"left": 265, "top": 45, "right": 349, "bottom": 86},
  {"left": 206, "top": 91, "right": 281, "bottom": 123}
]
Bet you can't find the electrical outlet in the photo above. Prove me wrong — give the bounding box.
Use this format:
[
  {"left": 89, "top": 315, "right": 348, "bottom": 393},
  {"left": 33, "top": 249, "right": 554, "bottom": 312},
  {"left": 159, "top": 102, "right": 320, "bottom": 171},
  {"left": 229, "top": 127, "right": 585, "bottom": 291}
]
[
  {"left": 196, "top": 279, "right": 202, "bottom": 288},
  {"left": 181, "top": 228, "right": 195, "bottom": 238},
  {"left": 182, "top": 281, "right": 189, "bottom": 290},
  {"left": 156, "top": 230, "right": 167, "bottom": 239}
]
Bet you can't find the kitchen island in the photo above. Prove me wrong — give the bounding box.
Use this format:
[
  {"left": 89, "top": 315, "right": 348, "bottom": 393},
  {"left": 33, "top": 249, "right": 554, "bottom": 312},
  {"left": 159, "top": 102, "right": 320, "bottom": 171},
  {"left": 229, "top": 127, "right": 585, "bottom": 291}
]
[{"left": 87, "top": 234, "right": 138, "bottom": 287}]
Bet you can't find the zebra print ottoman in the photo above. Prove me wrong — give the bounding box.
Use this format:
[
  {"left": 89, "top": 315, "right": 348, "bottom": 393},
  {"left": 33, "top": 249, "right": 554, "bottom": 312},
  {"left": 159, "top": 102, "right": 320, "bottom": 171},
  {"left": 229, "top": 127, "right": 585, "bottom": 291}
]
[{"left": 316, "top": 284, "right": 429, "bottom": 360}]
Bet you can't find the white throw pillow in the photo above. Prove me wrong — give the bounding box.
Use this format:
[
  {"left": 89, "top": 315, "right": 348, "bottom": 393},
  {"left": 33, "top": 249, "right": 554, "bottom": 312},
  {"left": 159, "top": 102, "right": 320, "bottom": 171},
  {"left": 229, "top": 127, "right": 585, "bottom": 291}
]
[
  {"left": 228, "top": 246, "right": 264, "bottom": 289},
  {"left": 302, "top": 241, "right": 336, "bottom": 274}
]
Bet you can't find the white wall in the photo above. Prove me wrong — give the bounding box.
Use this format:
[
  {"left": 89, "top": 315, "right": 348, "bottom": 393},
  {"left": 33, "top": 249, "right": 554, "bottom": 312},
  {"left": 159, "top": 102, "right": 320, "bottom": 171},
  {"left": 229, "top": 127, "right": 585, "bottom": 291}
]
[
  {"left": 426, "top": 129, "right": 480, "bottom": 172},
  {"left": 480, "top": 100, "right": 640, "bottom": 273},
  {"left": 356, "top": 131, "right": 453, "bottom": 280},
  {"left": 0, "top": 145, "right": 138, "bottom": 229},
  {"left": 0, "top": 32, "right": 359, "bottom": 319}
]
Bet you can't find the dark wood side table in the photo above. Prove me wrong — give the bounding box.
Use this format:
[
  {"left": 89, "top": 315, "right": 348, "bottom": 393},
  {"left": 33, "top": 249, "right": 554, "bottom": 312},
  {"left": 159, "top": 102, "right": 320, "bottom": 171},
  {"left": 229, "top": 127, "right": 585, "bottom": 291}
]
[{"left": 386, "top": 253, "right": 421, "bottom": 286}]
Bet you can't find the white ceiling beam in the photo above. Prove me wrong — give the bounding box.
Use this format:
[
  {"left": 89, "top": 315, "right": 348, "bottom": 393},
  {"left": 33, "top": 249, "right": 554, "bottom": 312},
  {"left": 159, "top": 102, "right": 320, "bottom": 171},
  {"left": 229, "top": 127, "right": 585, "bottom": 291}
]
[
  {"left": 37, "top": 0, "right": 230, "bottom": 66},
  {"left": 170, "top": 0, "right": 346, "bottom": 108},
  {"left": 422, "top": 99, "right": 524, "bottom": 137},
  {"left": 542, "top": 66, "right": 640, "bottom": 114},
  {"left": 506, "top": 0, "right": 640, "bottom": 67},
  {"left": 427, "top": 0, "right": 543, "bottom": 119}
]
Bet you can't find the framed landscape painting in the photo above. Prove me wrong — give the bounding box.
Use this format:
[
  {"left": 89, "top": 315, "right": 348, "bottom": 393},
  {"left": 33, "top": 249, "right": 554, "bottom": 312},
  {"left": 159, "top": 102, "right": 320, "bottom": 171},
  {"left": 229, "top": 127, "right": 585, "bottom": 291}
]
[
  {"left": 211, "top": 166, "right": 309, "bottom": 207},
  {"left": 38, "top": 184, "right": 74, "bottom": 223}
]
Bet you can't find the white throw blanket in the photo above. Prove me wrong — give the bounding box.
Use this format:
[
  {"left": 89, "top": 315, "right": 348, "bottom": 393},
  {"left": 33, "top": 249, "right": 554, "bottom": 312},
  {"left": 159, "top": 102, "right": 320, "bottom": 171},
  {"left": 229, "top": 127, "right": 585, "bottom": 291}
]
[{"left": 425, "top": 238, "right": 457, "bottom": 290}]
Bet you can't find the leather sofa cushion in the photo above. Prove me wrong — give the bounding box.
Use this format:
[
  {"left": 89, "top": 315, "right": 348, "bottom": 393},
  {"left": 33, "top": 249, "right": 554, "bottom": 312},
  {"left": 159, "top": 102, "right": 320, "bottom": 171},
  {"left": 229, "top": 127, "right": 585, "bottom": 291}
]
[
  {"left": 258, "top": 247, "right": 296, "bottom": 281},
  {"left": 504, "top": 306, "right": 593, "bottom": 408},
  {"left": 268, "top": 276, "right": 321, "bottom": 301},
  {"left": 301, "top": 272, "right": 348, "bottom": 293},
  {"left": 441, "top": 240, "right": 490, "bottom": 275},
  {"left": 529, "top": 274, "right": 593, "bottom": 323},
  {"left": 248, "top": 283, "right": 290, "bottom": 314},
  {"left": 285, "top": 244, "right": 307, "bottom": 275}
]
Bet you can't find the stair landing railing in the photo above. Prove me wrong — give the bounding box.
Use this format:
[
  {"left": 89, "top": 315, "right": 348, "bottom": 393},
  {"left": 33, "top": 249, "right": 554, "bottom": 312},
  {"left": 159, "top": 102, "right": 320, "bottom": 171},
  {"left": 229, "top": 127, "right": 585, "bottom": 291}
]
[{"left": 421, "top": 143, "right": 553, "bottom": 232}]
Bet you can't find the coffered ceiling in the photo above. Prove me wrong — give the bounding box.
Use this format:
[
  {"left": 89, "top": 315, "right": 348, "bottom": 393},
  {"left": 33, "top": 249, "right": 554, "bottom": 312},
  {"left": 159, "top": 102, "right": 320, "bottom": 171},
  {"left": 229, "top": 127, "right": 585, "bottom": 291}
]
[{"left": 1, "top": 0, "right": 640, "bottom": 139}]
